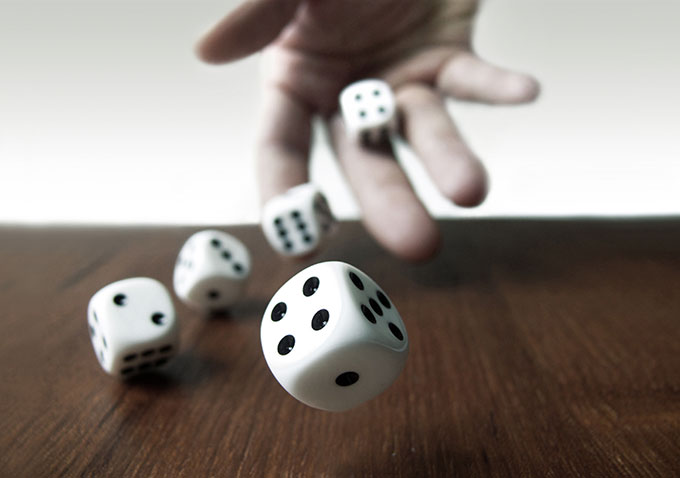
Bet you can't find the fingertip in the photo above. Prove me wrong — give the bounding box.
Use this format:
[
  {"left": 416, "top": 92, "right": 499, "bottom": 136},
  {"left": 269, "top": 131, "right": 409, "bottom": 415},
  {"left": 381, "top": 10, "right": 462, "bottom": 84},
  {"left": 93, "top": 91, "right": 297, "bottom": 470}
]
[
  {"left": 195, "top": 23, "right": 242, "bottom": 64},
  {"left": 449, "top": 160, "right": 489, "bottom": 207},
  {"left": 194, "top": 38, "right": 222, "bottom": 64},
  {"left": 366, "top": 203, "right": 442, "bottom": 263},
  {"left": 452, "top": 180, "right": 488, "bottom": 208},
  {"left": 399, "top": 225, "right": 442, "bottom": 263},
  {"left": 438, "top": 51, "right": 542, "bottom": 105},
  {"left": 396, "top": 216, "right": 442, "bottom": 263},
  {"left": 193, "top": 0, "right": 302, "bottom": 65},
  {"left": 429, "top": 153, "right": 488, "bottom": 208},
  {"left": 505, "top": 74, "right": 541, "bottom": 104}
]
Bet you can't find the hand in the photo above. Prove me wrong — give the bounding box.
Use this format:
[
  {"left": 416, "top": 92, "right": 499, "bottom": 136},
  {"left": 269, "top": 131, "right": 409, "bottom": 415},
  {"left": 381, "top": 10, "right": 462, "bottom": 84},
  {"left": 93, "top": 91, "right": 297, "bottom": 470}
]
[{"left": 197, "top": 0, "right": 540, "bottom": 261}]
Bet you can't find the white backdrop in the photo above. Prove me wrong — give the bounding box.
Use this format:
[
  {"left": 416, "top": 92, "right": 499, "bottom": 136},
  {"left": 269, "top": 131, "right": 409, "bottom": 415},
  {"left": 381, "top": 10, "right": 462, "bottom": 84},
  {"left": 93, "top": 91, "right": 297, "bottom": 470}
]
[{"left": 1, "top": 0, "right": 679, "bottom": 224}]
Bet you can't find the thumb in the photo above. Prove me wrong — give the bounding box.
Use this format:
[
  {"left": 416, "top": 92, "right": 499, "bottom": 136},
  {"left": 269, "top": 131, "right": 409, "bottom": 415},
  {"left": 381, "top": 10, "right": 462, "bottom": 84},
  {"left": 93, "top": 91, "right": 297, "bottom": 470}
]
[{"left": 197, "top": 0, "right": 302, "bottom": 64}]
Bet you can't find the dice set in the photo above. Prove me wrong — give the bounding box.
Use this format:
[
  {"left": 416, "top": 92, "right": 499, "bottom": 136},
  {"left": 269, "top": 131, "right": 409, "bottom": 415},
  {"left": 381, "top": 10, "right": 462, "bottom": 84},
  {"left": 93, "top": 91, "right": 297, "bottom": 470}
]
[{"left": 87, "top": 77, "right": 409, "bottom": 411}]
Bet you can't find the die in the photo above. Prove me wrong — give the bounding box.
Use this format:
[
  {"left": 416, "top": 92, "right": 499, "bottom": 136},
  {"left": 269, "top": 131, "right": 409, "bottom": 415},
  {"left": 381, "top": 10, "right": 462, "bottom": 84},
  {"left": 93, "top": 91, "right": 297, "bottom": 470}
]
[
  {"left": 173, "top": 230, "right": 251, "bottom": 311},
  {"left": 260, "top": 261, "right": 408, "bottom": 411},
  {"left": 87, "top": 277, "right": 179, "bottom": 378},
  {"left": 261, "top": 183, "right": 337, "bottom": 257},
  {"left": 339, "top": 78, "right": 397, "bottom": 144}
]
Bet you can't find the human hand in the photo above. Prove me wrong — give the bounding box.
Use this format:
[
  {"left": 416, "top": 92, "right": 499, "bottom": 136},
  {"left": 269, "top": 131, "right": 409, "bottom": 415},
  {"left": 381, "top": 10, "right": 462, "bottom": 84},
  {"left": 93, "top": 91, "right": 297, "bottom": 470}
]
[{"left": 197, "top": 0, "right": 540, "bottom": 261}]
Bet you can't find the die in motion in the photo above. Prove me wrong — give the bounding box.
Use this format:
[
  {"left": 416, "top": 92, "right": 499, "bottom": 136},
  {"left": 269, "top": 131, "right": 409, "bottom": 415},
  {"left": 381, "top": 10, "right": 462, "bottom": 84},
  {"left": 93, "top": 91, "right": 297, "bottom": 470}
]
[
  {"left": 261, "top": 261, "right": 408, "bottom": 411},
  {"left": 88, "top": 277, "right": 179, "bottom": 378},
  {"left": 261, "top": 183, "right": 336, "bottom": 258},
  {"left": 173, "top": 230, "right": 251, "bottom": 311},
  {"left": 339, "top": 78, "right": 397, "bottom": 145}
]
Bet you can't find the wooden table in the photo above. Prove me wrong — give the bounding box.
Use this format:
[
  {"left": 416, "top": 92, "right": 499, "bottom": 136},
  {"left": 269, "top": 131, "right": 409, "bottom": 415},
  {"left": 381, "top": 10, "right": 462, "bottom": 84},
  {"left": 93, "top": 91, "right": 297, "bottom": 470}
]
[{"left": 1, "top": 219, "right": 679, "bottom": 477}]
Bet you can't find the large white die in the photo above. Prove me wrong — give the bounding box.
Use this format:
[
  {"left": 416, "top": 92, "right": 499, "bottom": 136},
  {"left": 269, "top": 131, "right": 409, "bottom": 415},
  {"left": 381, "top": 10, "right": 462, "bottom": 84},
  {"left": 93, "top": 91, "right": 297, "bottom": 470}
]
[
  {"left": 261, "top": 183, "right": 336, "bottom": 257},
  {"left": 260, "top": 261, "right": 408, "bottom": 412},
  {"left": 173, "top": 230, "right": 251, "bottom": 311},
  {"left": 87, "top": 277, "right": 179, "bottom": 378},
  {"left": 339, "top": 79, "right": 397, "bottom": 144}
]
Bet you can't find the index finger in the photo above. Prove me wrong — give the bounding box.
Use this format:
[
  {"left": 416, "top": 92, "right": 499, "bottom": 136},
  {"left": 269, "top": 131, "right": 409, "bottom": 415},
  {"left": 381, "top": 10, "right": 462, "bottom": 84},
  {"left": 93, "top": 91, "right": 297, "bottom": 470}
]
[
  {"left": 197, "top": 0, "right": 302, "bottom": 64},
  {"left": 327, "top": 116, "right": 441, "bottom": 262}
]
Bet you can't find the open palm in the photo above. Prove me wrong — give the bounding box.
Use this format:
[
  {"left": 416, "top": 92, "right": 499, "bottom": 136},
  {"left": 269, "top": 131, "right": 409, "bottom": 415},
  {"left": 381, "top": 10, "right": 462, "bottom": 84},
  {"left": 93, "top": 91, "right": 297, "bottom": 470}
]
[{"left": 198, "top": 0, "right": 539, "bottom": 261}]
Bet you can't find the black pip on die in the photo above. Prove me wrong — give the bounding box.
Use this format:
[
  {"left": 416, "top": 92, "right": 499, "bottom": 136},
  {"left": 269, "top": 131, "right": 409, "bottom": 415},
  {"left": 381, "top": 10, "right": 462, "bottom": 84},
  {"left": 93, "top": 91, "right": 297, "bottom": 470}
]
[
  {"left": 261, "top": 183, "right": 336, "bottom": 257},
  {"left": 173, "top": 230, "right": 251, "bottom": 311},
  {"left": 260, "top": 261, "right": 408, "bottom": 412},
  {"left": 88, "top": 277, "right": 179, "bottom": 378},
  {"left": 339, "top": 79, "right": 397, "bottom": 145}
]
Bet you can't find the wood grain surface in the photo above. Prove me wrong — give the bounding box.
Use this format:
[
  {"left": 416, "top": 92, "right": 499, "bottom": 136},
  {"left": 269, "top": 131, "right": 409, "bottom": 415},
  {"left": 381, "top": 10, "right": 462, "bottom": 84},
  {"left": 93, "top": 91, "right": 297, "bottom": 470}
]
[{"left": 1, "top": 219, "right": 679, "bottom": 477}]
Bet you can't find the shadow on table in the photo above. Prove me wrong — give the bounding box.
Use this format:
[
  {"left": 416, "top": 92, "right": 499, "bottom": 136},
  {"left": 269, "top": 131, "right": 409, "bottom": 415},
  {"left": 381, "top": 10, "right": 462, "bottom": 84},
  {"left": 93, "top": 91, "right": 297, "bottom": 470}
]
[
  {"left": 202, "top": 297, "right": 269, "bottom": 322},
  {"left": 404, "top": 218, "right": 680, "bottom": 288},
  {"left": 117, "top": 350, "right": 226, "bottom": 391}
]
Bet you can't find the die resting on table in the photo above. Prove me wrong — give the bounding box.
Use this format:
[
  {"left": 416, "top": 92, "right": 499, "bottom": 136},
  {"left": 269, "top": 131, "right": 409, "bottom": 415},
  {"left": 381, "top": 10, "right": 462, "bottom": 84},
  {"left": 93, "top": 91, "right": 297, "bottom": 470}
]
[
  {"left": 261, "top": 261, "right": 408, "bottom": 412},
  {"left": 339, "top": 78, "right": 397, "bottom": 145},
  {"left": 173, "top": 230, "right": 251, "bottom": 312},
  {"left": 261, "top": 183, "right": 337, "bottom": 258},
  {"left": 88, "top": 277, "right": 179, "bottom": 378}
]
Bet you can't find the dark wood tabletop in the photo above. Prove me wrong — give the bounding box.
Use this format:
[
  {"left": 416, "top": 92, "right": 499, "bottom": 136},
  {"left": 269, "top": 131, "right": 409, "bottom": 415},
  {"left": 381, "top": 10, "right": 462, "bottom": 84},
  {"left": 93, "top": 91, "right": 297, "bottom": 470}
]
[{"left": 1, "top": 219, "right": 679, "bottom": 477}]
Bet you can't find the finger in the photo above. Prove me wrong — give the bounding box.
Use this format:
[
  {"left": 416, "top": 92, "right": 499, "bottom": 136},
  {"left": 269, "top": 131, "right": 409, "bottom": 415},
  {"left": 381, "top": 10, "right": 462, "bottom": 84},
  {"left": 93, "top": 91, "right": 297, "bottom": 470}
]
[
  {"left": 257, "top": 86, "right": 312, "bottom": 204},
  {"left": 328, "top": 117, "right": 441, "bottom": 262},
  {"left": 197, "top": 0, "right": 302, "bottom": 64},
  {"left": 397, "top": 84, "right": 488, "bottom": 207},
  {"left": 437, "top": 51, "right": 540, "bottom": 104}
]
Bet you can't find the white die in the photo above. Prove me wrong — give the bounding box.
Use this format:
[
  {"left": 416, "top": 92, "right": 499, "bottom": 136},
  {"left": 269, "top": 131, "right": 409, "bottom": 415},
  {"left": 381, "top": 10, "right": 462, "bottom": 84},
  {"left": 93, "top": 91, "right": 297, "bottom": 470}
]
[
  {"left": 339, "top": 79, "right": 397, "bottom": 144},
  {"left": 87, "top": 277, "right": 179, "bottom": 378},
  {"left": 173, "top": 230, "right": 251, "bottom": 311},
  {"left": 260, "top": 261, "right": 408, "bottom": 412},
  {"left": 261, "top": 183, "right": 336, "bottom": 257}
]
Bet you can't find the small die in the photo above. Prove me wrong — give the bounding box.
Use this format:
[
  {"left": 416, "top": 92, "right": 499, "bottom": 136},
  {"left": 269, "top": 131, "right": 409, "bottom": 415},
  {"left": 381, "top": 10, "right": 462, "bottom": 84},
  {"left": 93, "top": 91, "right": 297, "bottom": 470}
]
[
  {"left": 173, "top": 230, "right": 251, "bottom": 311},
  {"left": 339, "top": 79, "right": 397, "bottom": 144},
  {"left": 87, "top": 277, "right": 179, "bottom": 378},
  {"left": 260, "top": 261, "right": 408, "bottom": 411},
  {"left": 261, "top": 183, "right": 337, "bottom": 257}
]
